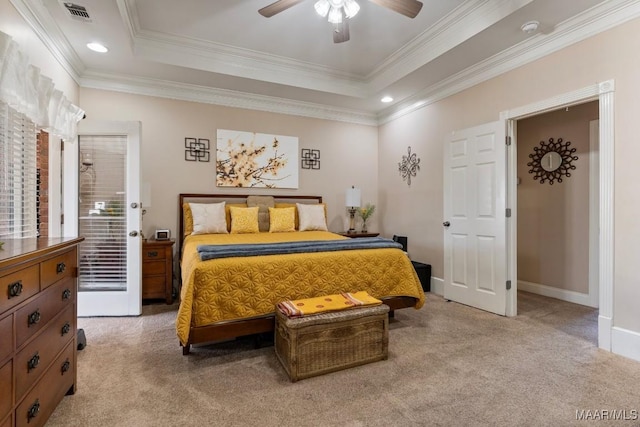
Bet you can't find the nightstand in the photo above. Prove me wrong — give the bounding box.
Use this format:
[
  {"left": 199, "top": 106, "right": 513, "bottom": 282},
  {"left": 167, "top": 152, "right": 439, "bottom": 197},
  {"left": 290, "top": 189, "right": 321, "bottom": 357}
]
[
  {"left": 142, "top": 238, "right": 175, "bottom": 304},
  {"left": 338, "top": 232, "right": 380, "bottom": 238}
]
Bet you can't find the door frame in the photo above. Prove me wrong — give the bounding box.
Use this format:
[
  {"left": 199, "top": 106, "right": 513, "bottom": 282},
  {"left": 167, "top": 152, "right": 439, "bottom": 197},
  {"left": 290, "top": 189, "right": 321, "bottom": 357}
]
[
  {"left": 502, "top": 80, "right": 614, "bottom": 351},
  {"left": 67, "top": 120, "right": 143, "bottom": 316}
]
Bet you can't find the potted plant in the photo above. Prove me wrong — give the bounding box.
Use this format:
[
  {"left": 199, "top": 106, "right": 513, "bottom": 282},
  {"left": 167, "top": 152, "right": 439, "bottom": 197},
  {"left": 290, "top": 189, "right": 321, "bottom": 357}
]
[{"left": 358, "top": 203, "right": 375, "bottom": 233}]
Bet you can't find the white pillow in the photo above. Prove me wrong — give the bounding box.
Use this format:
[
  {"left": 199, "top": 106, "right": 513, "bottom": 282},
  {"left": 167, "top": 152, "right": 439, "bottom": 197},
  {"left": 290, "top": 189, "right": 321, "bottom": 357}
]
[
  {"left": 296, "top": 203, "right": 328, "bottom": 231},
  {"left": 190, "top": 202, "right": 228, "bottom": 234}
]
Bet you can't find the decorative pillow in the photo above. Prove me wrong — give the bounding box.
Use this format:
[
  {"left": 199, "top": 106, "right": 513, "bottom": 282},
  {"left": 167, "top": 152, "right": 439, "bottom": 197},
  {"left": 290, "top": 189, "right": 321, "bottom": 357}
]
[
  {"left": 183, "top": 203, "right": 194, "bottom": 236},
  {"left": 247, "top": 195, "right": 275, "bottom": 232},
  {"left": 189, "top": 202, "right": 228, "bottom": 234},
  {"left": 268, "top": 207, "right": 296, "bottom": 233},
  {"left": 296, "top": 203, "right": 328, "bottom": 231},
  {"left": 230, "top": 206, "right": 260, "bottom": 234}
]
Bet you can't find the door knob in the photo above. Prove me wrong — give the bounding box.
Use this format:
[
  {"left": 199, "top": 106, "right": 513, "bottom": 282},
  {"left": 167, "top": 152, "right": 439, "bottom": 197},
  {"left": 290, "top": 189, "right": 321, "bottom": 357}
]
[
  {"left": 443, "top": 221, "right": 450, "bottom": 227},
  {"left": 129, "top": 231, "right": 138, "bottom": 237}
]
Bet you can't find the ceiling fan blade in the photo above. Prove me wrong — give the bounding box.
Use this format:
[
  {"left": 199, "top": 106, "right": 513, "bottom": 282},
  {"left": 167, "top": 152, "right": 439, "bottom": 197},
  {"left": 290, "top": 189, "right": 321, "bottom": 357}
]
[
  {"left": 333, "top": 19, "right": 350, "bottom": 43},
  {"left": 258, "top": 0, "right": 306, "bottom": 17},
  {"left": 367, "top": 0, "right": 423, "bottom": 18}
]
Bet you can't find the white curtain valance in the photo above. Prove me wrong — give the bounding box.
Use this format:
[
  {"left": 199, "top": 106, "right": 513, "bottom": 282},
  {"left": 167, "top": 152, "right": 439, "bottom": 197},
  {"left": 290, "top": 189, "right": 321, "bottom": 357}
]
[{"left": 0, "top": 30, "right": 84, "bottom": 142}]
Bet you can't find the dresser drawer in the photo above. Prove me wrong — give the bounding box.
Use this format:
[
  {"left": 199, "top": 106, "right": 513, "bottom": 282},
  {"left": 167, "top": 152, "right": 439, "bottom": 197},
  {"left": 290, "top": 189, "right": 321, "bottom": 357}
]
[
  {"left": 143, "top": 260, "right": 166, "bottom": 276},
  {"left": 0, "top": 265, "right": 40, "bottom": 314},
  {"left": 0, "top": 413, "right": 11, "bottom": 427},
  {"left": 0, "top": 314, "right": 13, "bottom": 362},
  {"left": 15, "top": 341, "right": 74, "bottom": 427},
  {"left": 15, "top": 305, "right": 75, "bottom": 400},
  {"left": 0, "top": 359, "right": 12, "bottom": 421},
  {"left": 40, "top": 248, "right": 76, "bottom": 290},
  {"left": 15, "top": 277, "right": 75, "bottom": 349},
  {"left": 142, "top": 276, "right": 166, "bottom": 298}
]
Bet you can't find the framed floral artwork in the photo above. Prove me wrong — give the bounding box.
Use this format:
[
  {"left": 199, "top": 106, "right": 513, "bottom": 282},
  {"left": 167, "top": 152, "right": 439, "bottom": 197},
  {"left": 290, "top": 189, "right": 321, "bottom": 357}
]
[{"left": 216, "top": 129, "right": 299, "bottom": 188}]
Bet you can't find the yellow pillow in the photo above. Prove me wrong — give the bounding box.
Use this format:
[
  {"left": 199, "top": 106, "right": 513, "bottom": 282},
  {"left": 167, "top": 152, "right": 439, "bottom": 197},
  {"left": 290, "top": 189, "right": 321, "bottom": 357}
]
[
  {"left": 183, "top": 202, "right": 247, "bottom": 236},
  {"left": 230, "top": 206, "right": 260, "bottom": 234},
  {"left": 268, "top": 207, "right": 295, "bottom": 232},
  {"left": 274, "top": 202, "right": 327, "bottom": 230}
]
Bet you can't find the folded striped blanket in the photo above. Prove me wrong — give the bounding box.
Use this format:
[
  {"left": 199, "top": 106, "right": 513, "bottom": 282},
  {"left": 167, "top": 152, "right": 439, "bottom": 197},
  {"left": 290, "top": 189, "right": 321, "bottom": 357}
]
[
  {"left": 276, "top": 291, "right": 382, "bottom": 318},
  {"left": 197, "top": 237, "right": 402, "bottom": 261}
]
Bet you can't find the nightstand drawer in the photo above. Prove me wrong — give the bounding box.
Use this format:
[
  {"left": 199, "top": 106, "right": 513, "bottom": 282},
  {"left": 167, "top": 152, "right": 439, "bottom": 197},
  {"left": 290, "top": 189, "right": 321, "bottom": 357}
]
[
  {"left": 143, "top": 248, "right": 166, "bottom": 261},
  {"left": 142, "top": 276, "right": 166, "bottom": 298},
  {"left": 143, "top": 261, "right": 166, "bottom": 276},
  {"left": 0, "top": 265, "right": 40, "bottom": 314}
]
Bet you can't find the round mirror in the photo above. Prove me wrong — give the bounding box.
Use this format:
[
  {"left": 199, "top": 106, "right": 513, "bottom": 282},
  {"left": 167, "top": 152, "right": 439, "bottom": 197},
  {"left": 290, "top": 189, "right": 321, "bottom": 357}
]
[{"left": 541, "top": 151, "right": 563, "bottom": 172}]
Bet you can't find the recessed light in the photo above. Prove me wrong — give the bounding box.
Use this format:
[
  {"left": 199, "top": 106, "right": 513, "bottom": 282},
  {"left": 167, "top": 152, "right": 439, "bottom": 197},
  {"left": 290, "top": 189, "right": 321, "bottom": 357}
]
[
  {"left": 381, "top": 96, "right": 393, "bottom": 103},
  {"left": 87, "top": 42, "right": 108, "bottom": 53}
]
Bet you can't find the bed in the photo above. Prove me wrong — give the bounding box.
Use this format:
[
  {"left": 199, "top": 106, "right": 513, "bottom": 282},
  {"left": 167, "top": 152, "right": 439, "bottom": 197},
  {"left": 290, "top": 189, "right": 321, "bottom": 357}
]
[{"left": 177, "top": 193, "right": 425, "bottom": 355}]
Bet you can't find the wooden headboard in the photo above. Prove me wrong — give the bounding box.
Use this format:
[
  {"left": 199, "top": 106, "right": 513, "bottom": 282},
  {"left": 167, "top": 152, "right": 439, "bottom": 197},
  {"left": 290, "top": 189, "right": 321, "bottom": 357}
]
[{"left": 178, "top": 193, "right": 323, "bottom": 253}]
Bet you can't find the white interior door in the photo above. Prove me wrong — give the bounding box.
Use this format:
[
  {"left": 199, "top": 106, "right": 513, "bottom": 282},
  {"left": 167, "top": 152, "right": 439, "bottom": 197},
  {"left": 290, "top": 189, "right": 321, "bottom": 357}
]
[
  {"left": 444, "top": 121, "right": 507, "bottom": 315},
  {"left": 75, "top": 121, "right": 142, "bottom": 316}
]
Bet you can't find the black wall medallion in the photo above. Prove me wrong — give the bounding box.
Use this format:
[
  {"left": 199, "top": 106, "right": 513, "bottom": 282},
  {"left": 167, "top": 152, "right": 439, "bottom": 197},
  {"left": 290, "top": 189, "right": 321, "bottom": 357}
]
[
  {"left": 398, "top": 146, "right": 420, "bottom": 186},
  {"left": 301, "top": 149, "right": 320, "bottom": 169},
  {"left": 185, "top": 138, "right": 210, "bottom": 162},
  {"left": 527, "top": 137, "right": 578, "bottom": 184}
]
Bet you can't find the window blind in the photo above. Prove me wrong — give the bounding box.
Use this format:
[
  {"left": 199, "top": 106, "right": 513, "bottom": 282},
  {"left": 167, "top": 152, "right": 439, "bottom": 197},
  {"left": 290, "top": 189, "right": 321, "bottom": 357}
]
[
  {"left": 78, "top": 135, "right": 128, "bottom": 291},
  {"left": 0, "top": 101, "right": 38, "bottom": 238}
]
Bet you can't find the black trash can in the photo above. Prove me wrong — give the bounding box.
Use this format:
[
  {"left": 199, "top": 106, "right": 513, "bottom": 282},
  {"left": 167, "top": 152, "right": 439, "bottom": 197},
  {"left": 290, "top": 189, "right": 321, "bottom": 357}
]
[{"left": 411, "top": 261, "right": 431, "bottom": 292}]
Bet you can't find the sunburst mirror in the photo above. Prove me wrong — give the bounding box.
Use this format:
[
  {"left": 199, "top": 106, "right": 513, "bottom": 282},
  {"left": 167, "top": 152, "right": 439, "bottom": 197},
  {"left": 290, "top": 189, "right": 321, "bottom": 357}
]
[{"left": 527, "top": 137, "right": 578, "bottom": 185}]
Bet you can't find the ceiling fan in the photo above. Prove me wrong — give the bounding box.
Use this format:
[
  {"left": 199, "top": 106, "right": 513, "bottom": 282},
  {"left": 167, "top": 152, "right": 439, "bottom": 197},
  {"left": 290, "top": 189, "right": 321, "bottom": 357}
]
[{"left": 259, "top": 0, "right": 423, "bottom": 43}]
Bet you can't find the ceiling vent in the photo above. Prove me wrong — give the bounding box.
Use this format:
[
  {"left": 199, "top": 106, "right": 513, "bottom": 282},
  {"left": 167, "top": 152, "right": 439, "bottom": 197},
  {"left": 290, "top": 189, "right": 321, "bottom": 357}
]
[{"left": 61, "top": 2, "right": 92, "bottom": 22}]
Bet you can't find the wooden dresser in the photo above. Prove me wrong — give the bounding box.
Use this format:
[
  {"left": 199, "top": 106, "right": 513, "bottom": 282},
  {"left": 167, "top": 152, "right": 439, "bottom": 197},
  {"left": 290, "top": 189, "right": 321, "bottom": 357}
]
[
  {"left": 142, "top": 239, "right": 175, "bottom": 304},
  {"left": 0, "top": 237, "right": 83, "bottom": 427}
]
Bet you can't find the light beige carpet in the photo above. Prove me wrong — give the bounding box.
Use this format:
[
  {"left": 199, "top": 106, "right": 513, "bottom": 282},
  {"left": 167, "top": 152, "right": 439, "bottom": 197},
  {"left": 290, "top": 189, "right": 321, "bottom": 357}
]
[{"left": 47, "top": 292, "right": 640, "bottom": 427}]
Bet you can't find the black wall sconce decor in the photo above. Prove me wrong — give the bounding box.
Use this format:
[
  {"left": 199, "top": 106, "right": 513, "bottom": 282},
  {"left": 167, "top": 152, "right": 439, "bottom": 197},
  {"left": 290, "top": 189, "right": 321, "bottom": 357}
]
[
  {"left": 527, "top": 137, "right": 578, "bottom": 185},
  {"left": 185, "top": 138, "right": 210, "bottom": 162},
  {"left": 301, "top": 148, "right": 320, "bottom": 170},
  {"left": 398, "top": 146, "right": 420, "bottom": 186}
]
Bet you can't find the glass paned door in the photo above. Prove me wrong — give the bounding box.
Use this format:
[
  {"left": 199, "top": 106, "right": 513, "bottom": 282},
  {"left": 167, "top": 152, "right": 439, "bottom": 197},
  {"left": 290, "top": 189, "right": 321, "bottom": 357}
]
[{"left": 75, "top": 121, "right": 141, "bottom": 316}]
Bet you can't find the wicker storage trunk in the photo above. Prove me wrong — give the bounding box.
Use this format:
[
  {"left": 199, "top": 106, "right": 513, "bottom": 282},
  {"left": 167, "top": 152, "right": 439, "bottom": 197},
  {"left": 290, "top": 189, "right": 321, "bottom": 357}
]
[{"left": 275, "top": 304, "right": 389, "bottom": 382}]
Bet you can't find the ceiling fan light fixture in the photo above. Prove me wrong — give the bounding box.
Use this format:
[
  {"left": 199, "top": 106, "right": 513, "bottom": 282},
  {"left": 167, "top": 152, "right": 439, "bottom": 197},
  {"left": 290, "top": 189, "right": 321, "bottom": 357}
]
[
  {"left": 314, "top": 0, "right": 330, "bottom": 17},
  {"left": 328, "top": 6, "right": 343, "bottom": 24},
  {"left": 343, "top": 0, "right": 360, "bottom": 18}
]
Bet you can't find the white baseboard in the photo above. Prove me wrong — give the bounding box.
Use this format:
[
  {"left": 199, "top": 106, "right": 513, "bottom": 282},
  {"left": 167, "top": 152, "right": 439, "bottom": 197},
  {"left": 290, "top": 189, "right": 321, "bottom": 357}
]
[
  {"left": 611, "top": 326, "right": 640, "bottom": 363},
  {"left": 517, "top": 280, "right": 595, "bottom": 307},
  {"left": 599, "top": 315, "right": 612, "bottom": 351},
  {"left": 430, "top": 277, "right": 444, "bottom": 296}
]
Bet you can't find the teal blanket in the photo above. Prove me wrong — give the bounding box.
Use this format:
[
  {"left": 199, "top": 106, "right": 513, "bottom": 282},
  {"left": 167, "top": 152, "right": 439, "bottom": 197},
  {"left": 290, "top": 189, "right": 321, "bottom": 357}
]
[{"left": 197, "top": 237, "right": 402, "bottom": 261}]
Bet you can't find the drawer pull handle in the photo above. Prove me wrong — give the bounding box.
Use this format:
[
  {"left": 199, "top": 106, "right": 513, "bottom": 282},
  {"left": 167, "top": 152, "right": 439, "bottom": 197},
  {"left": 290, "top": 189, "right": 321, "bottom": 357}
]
[
  {"left": 61, "top": 359, "right": 71, "bottom": 374},
  {"left": 147, "top": 251, "right": 158, "bottom": 257},
  {"left": 61, "top": 322, "right": 71, "bottom": 336},
  {"left": 8, "top": 280, "right": 23, "bottom": 298},
  {"left": 62, "top": 288, "right": 72, "bottom": 300},
  {"left": 56, "top": 262, "right": 66, "bottom": 274},
  {"left": 27, "top": 352, "right": 40, "bottom": 372},
  {"left": 28, "top": 309, "right": 41, "bottom": 327},
  {"left": 27, "top": 399, "right": 40, "bottom": 421}
]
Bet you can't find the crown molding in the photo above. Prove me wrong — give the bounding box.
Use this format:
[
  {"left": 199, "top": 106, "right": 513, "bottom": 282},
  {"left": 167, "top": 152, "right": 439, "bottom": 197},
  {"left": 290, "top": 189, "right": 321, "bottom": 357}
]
[
  {"left": 119, "top": 0, "right": 368, "bottom": 98},
  {"left": 377, "top": 0, "right": 640, "bottom": 124},
  {"left": 80, "top": 70, "right": 378, "bottom": 126},
  {"left": 10, "top": 0, "right": 85, "bottom": 83},
  {"left": 368, "top": 0, "right": 535, "bottom": 92}
]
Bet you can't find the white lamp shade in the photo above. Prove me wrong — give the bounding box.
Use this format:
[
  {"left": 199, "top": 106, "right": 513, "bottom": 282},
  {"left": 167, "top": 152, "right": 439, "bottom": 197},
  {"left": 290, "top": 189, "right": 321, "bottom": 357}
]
[{"left": 345, "top": 187, "right": 361, "bottom": 208}]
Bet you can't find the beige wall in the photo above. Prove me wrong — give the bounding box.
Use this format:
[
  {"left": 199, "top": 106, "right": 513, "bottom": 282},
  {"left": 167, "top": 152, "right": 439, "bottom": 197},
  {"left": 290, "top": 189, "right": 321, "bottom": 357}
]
[
  {"left": 516, "top": 101, "right": 598, "bottom": 293},
  {"left": 0, "top": 0, "right": 78, "bottom": 103},
  {"left": 78, "top": 88, "right": 379, "bottom": 239},
  {"left": 379, "top": 17, "right": 640, "bottom": 333}
]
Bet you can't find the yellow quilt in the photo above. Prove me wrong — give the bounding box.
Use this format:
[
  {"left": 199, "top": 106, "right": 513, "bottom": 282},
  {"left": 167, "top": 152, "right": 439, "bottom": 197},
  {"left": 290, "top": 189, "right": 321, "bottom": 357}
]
[{"left": 176, "top": 231, "right": 425, "bottom": 345}]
